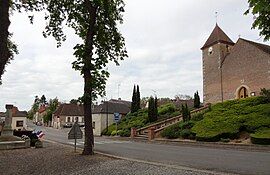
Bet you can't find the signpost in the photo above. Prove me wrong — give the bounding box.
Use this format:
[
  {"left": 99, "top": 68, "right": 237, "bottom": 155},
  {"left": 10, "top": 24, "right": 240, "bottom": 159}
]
[
  {"left": 114, "top": 113, "right": 121, "bottom": 136},
  {"left": 68, "top": 121, "right": 83, "bottom": 152}
]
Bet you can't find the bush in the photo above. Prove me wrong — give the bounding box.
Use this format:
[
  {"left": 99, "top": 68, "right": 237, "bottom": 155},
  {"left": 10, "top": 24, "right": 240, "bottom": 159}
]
[
  {"left": 118, "top": 129, "right": 130, "bottom": 137},
  {"left": 191, "top": 97, "right": 270, "bottom": 142},
  {"left": 220, "top": 138, "right": 230, "bottom": 143},
  {"left": 158, "top": 103, "right": 176, "bottom": 115},
  {"left": 250, "top": 128, "right": 270, "bottom": 145},
  {"left": 111, "top": 130, "right": 117, "bottom": 136},
  {"left": 179, "top": 121, "right": 195, "bottom": 130},
  {"left": 160, "top": 123, "right": 180, "bottom": 139},
  {"left": 191, "top": 112, "right": 204, "bottom": 121},
  {"left": 179, "top": 129, "right": 195, "bottom": 139},
  {"left": 260, "top": 88, "right": 270, "bottom": 102}
]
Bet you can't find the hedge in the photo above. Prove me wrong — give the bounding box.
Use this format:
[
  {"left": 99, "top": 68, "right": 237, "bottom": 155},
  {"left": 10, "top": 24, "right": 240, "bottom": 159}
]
[{"left": 250, "top": 128, "right": 270, "bottom": 145}]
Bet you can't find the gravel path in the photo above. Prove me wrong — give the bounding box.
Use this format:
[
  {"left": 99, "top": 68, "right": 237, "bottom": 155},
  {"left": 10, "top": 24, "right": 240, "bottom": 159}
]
[{"left": 0, "top": 142, "right": 214, "bottom": 175}]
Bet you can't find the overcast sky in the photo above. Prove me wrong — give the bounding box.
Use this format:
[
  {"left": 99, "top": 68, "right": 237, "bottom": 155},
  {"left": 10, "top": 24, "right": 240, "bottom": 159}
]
[{"left": 0, "top": 0, "right": 269, "bottom": 111}]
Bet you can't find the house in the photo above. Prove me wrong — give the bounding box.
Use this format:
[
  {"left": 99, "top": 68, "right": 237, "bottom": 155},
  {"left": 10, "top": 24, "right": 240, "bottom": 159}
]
[
  {"left": 34, "top": 104, "right": 47, "bottom": 125},
  {"left": 92, "top": 100, "right": 130, "bottom": 136},
  {"left": 51, "top": 99, "right": 131, "bottom": 136},
  {"left": 9, "top": 106, "right": 28, "bottom": 130},
  {"left": 52, "top": 103, "right": 84, "bottom": 129},
  {"left": 201, "top": 24, "right": 270, "bottom": 104}
]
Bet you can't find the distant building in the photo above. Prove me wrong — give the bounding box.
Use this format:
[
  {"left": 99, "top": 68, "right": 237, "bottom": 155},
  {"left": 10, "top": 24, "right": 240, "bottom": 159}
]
[
  {"left": 202, "top": 24, "right": 270, "bottom": 104},
  {"left": 52, "top": 103, "right": 84, "bottom": 129},
  {"left": 92, "top": 100, "right": 130, "bottom": 136},
  {"left": 51, "top": 99, "right": 131, "bottom": 136},
  {"left": 34, "top": 104, "right": 47, "bottom": 125}
]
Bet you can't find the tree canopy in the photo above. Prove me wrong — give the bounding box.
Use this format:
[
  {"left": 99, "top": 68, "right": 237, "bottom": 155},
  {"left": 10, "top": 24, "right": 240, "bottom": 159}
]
[
  {"left": 245, "top": 0, "right": 270, "bottom": 41},
  {"left": 0, "top": 0, "right": 45, "bottom": 84}
]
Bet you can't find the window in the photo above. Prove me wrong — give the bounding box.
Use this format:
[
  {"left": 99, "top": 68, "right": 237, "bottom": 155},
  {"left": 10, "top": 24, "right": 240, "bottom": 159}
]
[
  {"left": 67, "top": 117, "right": 70, "bottom": 122},
  {"left": 92, "top": 122, "right": 95, "bottom": 129},
  {"left": 16, "top": 120, "right": 23, "bottom": 127},
  {"left": 75, "top": 117, "right": 79, "bottom": 122}
]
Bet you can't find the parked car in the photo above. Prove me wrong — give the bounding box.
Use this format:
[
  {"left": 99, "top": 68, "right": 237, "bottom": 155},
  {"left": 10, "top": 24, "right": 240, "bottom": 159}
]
[{"left": 63, "top": 123, "right": 73, "bottom": 128}]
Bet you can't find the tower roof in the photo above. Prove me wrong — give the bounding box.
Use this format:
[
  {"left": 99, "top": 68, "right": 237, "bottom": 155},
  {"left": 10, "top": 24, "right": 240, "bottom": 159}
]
[{"left": 201, "top": 24, "right": 234, "bottom": 50}]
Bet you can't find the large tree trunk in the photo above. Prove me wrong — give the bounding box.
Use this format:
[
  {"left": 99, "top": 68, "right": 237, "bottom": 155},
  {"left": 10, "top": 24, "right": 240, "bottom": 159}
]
[
  {"left": 0, "top": 0, "right": 10, "bottom": 80},
  {"left": 82, "top": 0, "right": 97, "bottom": 155}
]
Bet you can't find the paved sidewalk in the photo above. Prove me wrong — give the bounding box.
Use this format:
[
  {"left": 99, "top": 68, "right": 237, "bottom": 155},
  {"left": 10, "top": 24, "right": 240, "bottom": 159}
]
[{"left": 0, "top": 142, "right": 216, "bottom": 175}]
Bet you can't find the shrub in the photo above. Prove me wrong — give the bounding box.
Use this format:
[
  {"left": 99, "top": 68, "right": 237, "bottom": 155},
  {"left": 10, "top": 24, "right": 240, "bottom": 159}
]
[
  {"left": 158, "top": 103, "right": 176, "bottom": 115},
  {"left": 160, "top": 123, "right": 180, "bottom": 139},
  {"left": 111, "top": 130, "right": 117, "bottom": 136},
  {"left": 179, "top": 121, "right": 195, "bottom": 129},
  {"left": 250, "top": 128, "right": 270, "bottom": 145},
  {"left": 118, "top": 129, "right": 130, "bottom": 137},
  {"left": 191, "top": 97, "right": 270, "bottom": 142},
  {"left": 179, "top": 129, "right": 195, "bottom": 139},
  {"left": 220, "top": 138, "right": 230, "bottom": 143},
  {"left": 260, "top": 88, "right": 270, "bottom": 102},
  {"left": 191, "top": 112, "right": 204, "bottom": 121}
]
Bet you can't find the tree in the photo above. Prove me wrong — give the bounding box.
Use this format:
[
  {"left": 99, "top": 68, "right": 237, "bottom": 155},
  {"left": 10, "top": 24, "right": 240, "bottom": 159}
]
[
  {"left": 43, "top": 0, "right": 127, "bottom": 155},
  {"left": 193, "top": 91, "right": 200, "bottom": 108},
  {"left": 40, "top": 95, "right": 47, "bottom": 104},
  {"left": 0, "top": 0, "right": 44, "bottom": 84},
  {"left": 28, "top": 95, "right": 41, "bottom": 120},
  {"left": 182, "top": 103, "right": 190, "bottom": 122},
  {"left": 44, "top": 97, "right": 59, "bottom": 124},
  {"left": 136, "top": 85, "right": 141, "bottom": 110},
  {"left": 154, "top": 96, "right": 158, "bottom": 120},
  {"left": 245, "top": 0, "right": 270, "bottom": 41},
  {"left": 148, "top": 96, "right": 158, "bottom": 122},
  {"left": 131, "top": 85, "right": 137, "bottom": 113}
]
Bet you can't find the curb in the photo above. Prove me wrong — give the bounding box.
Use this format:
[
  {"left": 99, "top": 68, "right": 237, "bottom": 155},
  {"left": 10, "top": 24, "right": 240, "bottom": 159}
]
[{"left": 101, "top": 136, "right": 270, "bottom": 152}]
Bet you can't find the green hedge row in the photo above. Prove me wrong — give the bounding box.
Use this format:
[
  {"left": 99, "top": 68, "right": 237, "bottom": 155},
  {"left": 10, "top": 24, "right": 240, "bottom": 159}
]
[{"left": 250, "top": 128, "right": 270, "bottom": 145}]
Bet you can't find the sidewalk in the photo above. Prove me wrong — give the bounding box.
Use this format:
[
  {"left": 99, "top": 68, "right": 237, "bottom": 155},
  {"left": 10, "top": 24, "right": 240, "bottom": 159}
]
[{"left": 0, "top": 141, "right": 214, "bottom": 175}]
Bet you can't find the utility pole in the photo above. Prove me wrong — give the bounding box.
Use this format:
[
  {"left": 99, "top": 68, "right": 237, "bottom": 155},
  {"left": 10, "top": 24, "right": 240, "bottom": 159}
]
[{"left": 117, "top": 83, "right": 121, "bottom": 99}]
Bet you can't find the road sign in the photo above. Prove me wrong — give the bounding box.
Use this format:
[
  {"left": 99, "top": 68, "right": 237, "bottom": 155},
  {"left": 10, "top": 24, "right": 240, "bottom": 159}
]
[
  {"left": 68, "top": 122, "right": 83, "bottom": 139},
  {"left": 68, "top": 122, "right": 83, "bottom": 152},
  {"left": 114, "top": 113, "right": 121, "bottom": 123}
]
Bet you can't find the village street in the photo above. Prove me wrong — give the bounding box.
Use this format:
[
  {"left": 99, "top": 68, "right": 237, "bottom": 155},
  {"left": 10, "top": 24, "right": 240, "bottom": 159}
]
[{"left": 27, "top": 121, "right": 270, "bottom": 175}]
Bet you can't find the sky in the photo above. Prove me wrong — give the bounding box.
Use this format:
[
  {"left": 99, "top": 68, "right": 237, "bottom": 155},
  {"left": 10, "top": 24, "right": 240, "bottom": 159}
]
[{"left": 0, "top": 0, "right": 269, "bottom": 111}]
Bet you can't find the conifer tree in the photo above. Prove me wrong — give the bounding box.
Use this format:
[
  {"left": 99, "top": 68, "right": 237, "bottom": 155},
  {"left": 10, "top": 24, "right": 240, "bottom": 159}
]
[
  {"left": 154, "top": 96, "right": 158, "bottom": 121},
  {"left": 136, "top": 85, "right": 141, "bottom": 110},
  {"left": 194, "top": 91, "right": 200, "bottom": 108},
  {"left": 131, "top": 85, "right": 137, "bottom": 113}
]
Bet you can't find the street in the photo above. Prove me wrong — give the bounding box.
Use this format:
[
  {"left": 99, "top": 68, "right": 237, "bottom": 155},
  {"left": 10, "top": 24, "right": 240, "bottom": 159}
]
[{"left": 28, "top": 122, "right": 270, "bottom": 175}]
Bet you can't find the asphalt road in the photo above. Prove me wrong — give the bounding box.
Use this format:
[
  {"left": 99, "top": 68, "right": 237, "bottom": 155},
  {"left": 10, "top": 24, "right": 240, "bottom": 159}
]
[{"left": 28, "top": 122, "right": 270, "bottom": 175}]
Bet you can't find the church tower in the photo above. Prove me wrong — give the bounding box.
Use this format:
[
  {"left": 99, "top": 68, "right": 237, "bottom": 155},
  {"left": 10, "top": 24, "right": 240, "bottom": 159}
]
[{"left": 201, "top": 24, "right": 235, "bottom": 104}]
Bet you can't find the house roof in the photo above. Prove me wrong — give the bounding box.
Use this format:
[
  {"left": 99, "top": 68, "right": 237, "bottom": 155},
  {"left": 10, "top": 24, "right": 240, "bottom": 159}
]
[
  {"left": 92, "top": 101, "right": 130, "bottom": 115},
  {"left": 53, "top": 100, "right": 131, "bottom": 116},
  {"left": 109, "top": 99, "right": 131, "bottom": 108},
  {"left": 201, "top": 24, "right": 235, "bottom": 50},
  {"left": 53, "top": 103, "right": 84, "bottom": 116},
  {"left": 38, "top": 105, "right": 47, "bottom": 113},
  {"left": 11, "top": 106, "right": 27, "bottom": 117},
  {"left": 240, "top": 38, "right": 270, "bottom": 55},
  {"left": 221, "top": 38, "right": 270, "bottom": 66}
]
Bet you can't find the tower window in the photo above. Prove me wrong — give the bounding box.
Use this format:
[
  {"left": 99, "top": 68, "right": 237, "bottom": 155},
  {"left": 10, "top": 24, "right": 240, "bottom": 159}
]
[{"left": 208, "top": 47, "right": 213, "bottom": 55}]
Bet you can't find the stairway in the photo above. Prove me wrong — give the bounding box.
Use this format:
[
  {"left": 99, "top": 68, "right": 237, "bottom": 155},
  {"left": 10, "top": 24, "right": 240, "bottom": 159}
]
[{"left": 134, "top": 105, "right": 209, "bottom": 140}]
